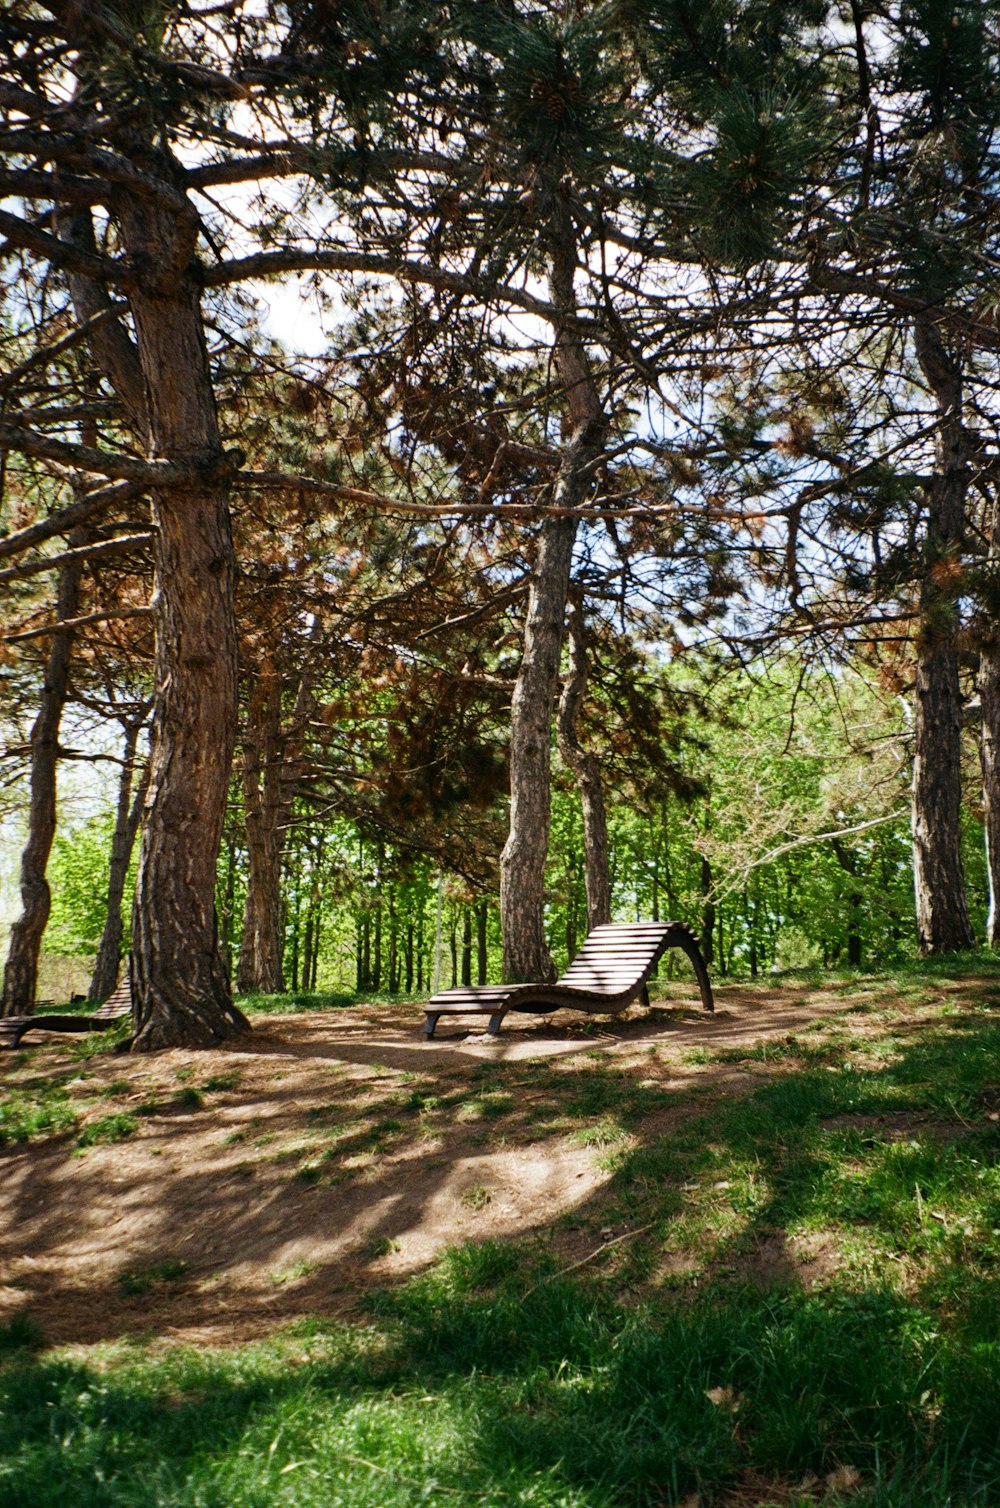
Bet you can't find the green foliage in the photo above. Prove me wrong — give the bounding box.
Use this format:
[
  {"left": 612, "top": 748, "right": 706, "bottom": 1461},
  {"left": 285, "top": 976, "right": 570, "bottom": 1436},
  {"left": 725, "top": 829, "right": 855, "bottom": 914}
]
[
  {"left": 45, "top": 813, "right": 137, "bottom": 959},
  {"left": 0, "top": 1312, "right": 43, "bottom": 1354}
]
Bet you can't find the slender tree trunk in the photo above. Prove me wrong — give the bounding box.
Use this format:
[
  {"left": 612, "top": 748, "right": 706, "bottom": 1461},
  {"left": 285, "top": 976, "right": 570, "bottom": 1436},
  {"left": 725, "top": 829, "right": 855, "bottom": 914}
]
[
  {"left": 557, "top": 599, "right": 612, "bottom": 932},
  {"left": 980, "top": 637, "right": 1000, "bottom": 946},
  {"left": 700, "top": 855, "right": 715, "bottom": 968},
  {"left": 389, "top": 892, "right": 399, "bottom": 993},
  {"left": 237, "top": 664, "right": 287, "bottom": 994},
  {"left": 372, "top": 903, "right": 382, "bottom": 991},
  {"left": 499, "top": 201, "right": 607, "bottom": 982},
  {"left": 978, "top": 488, "right": 1000, "bottom": 947},
  {"left": 90, "top": 713, "right": 150, "bottom": 1001},
  {"left": 461, "top": 908, "right": 472, "bottom": 987},
  {"left": 910, "top": 321, "right": 974, "bottom": 954},
  {"left": 405, "top": 922, "right": 414, "bottom": 993},
  {"left": 1, "top": 531, "right": 87, "bottom": 1015},
  {"left": 476, "top": 900, "right": 488, "bottom": 985}
]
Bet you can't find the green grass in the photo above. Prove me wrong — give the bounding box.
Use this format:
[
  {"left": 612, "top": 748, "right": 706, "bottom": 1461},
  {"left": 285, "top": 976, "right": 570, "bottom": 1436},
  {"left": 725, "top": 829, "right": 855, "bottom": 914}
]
[
  {"left": 0, "top": 1074, "right": 79, "bottom": 1144},
  {"left": 117, "top": 1260, "right": 188, "bottom": 1297},
  {"left": 75, "top": 1111, "right": 139, "bottom": 1148},
  {"left": 4, "top": 959, "right": 1000, "bottom": 1503}
]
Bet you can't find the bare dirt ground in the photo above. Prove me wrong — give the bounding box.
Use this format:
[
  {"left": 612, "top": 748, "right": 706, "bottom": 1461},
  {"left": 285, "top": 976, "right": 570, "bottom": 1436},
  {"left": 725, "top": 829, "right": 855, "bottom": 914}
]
[{"left": 0, "top": 976, "right": 955, "bottom": 1349}]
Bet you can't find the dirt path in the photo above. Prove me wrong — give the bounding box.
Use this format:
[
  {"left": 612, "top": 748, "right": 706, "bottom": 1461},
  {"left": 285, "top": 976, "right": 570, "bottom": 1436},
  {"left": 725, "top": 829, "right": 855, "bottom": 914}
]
[{"left": 0, "top": 979, "right": 898, "bottom": 1347}]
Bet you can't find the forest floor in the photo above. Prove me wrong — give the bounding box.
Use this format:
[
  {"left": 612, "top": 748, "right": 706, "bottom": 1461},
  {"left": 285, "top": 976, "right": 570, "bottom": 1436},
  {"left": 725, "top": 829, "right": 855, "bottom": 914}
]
[
  {"left": 0, "top": 973, "right": 904, "bottom": 1348},
  {"left": 3, "top": 961, "right": 1000, "bottom": 1505}
]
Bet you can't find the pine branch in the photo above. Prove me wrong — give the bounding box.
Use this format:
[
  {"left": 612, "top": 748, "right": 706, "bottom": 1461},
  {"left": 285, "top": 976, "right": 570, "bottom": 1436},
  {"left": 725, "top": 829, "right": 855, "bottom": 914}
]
[
  {"left": 0, "top": 534, "right": 153, "bottom": 587},
  {"left": 0, "top": 481, "right": 144, "bottom": 562},
  {"left": 0, "top": 423, "right": 193, "bottom": 485},
  {"left": 0, "top": 303, "right": 131, "bottom": 395},
  {"left": 4, "top": 606, "right": 152, "bottom": 644}
]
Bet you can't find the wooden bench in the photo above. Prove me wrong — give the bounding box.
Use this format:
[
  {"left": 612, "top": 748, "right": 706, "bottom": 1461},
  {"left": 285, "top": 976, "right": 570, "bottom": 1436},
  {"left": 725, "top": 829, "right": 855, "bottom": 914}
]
[
  {"left": 422, "top": 920, "right": 713, "bottom": 1039},
  {"left": 0, "top": 976, "right": 132, "bottom": 1050}
]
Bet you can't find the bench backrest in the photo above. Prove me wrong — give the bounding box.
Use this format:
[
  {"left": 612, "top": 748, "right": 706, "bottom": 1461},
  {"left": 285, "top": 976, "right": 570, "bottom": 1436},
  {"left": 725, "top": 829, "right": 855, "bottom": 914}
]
[{"left": 556, "top": 922, "right": 671, "bottom": 996}]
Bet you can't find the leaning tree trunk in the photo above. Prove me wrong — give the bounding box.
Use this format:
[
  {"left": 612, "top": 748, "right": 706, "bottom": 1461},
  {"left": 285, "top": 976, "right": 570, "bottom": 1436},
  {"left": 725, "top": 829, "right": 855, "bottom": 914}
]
[
  {"left": 122, "top": 197, "right": 249, "bottom": 1048},
  {"left": 89, "top": 712, "right": 150, "bottom": 1002},
  {"left": 499, "top": 198, "right": 607, "bottom": 983},
  {"left": 911, "top": 320, "right": 975, "bottom": 954},
  {"left": 237, "top": 662, "right": 287, "bottom": 994},
  {"left": 1, "top": 532, "right": 87, "bottom": 1016},
  {"left": 556, "top": 598, "right": 612, "bottom": 932}
]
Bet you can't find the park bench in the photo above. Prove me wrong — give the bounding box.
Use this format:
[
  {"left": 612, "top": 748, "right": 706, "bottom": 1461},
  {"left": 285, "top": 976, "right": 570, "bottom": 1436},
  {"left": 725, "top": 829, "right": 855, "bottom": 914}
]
[
  {"left": 0, "top": 976, "right": 132, "bottom": 1050},
  {"left": 422, "top": 919, "right": 713, "bottom": 1039}
]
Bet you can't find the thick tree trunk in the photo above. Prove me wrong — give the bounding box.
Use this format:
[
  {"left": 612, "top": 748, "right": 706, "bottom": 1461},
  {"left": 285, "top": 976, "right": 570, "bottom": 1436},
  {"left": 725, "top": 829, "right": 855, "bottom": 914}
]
[
  {"left": 1, "top": 535, "right": 87, "bottom": 1015},
  {"left": 500, "top": 511, "right": 578, "bottom": 981},
  {"left": 89, "top": 713, "right": 150, "bottom": 1002},
  {"left": 911, "top": 321, "right": 975, "bottom": 954},
  {"left": 236, "top": 664, "right": 287, "bottom": 994},
  {"left": 557, "top": 599, "right": 612, "bottom": 932},
  {"left": 57, "top": 64, "right": 247, "bottom": 1047},
  {"left": 499, "top": 202, "right": 607, "bottom": 982},
  {"left": 122, "top": 195, "right": 248, "bottom": 1048}
]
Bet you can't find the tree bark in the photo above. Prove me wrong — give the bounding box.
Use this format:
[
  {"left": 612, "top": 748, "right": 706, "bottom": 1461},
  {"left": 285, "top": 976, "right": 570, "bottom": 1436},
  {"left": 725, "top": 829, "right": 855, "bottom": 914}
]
[
  {"left": 52, "top": 35, "right": 247, "bottom": 1046},
  {"left": 1, "top": 532, "right": 87, "bottom": 1015},
  {"left": 911, "top": 320, "right": 975, "bottom": 954},
  {"left": 121, "top": 193, "right": 248, "bottom": 1047},
  {"left": 978, "top": 486, "right": 1000, "bottom": 948},
  {"left": 89, "top": 710, "right": 150, "bottom": 1002},
  {"left": 557, "top": 599, "right": 612, "bottom": 932},
  {"left": 499, "top": 199, "right": 607, "bottom": 982},
  {"left": 700, "top": 855, "right": 715, "bottom": 968},
  {"left": 236, "top": 663, "right": 287, "bottom": 994},
  {"left": 980, "top": 635, "right": 1000, "bottom": 947}
]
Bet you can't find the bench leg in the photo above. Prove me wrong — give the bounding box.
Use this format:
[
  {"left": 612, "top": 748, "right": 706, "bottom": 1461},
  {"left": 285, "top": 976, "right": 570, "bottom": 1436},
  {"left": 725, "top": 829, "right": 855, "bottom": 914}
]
[
  {"left": 487, "top": 1012, "right": 505, "bottom": 1035},
  {"left": 424, "top": 1013, "right": 440, "bottom": 1040}
]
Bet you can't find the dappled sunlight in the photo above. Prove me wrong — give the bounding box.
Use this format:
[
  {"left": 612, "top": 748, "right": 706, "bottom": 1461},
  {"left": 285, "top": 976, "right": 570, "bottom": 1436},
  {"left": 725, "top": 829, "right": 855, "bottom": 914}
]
[{"left": 3, "top": 975, "right": 999, "bottom": 1352}]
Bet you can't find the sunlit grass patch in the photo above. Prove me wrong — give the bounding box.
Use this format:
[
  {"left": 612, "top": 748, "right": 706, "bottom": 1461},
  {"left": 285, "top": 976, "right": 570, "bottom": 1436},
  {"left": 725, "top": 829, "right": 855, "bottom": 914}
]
[
  {"left": 0, "top": 1076, "right": 78, "bottom": 1144},
  {"left": 76, "top": 1111, "right": 139, "bottom": 1148}
]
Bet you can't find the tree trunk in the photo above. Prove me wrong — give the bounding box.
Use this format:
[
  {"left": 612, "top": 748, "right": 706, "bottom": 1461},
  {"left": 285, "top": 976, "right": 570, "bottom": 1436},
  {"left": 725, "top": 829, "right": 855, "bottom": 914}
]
[
  {"left": 700, "top": 855, "right": 715, "bottom": 968},
  {"left": 89, "top": 712, "right": 150, "bottom": 1002},
  {"left": 1, "top": 532, "right": 87, "bottom": 1015},
  {"left": 980, "top": 637, "right": 1000, "bottom": 946},
  {"left": 461, "top": 908, "right": 472, "bottom": 987},
  {"left": 910, "top": 321, "right": 974, "bottom": 954},
  {"left": 978, "top": 484, "right": 1000, "bottom": 948},
  {"left": 557, "top": 599, "right": 612, "bottom": 932},
  {"left": 126, "top": 224, "right": 248, "bottom": 1046},
  {"left": 237, "top": 664, "right": 287, "bottom": 994},
  {"left": 499, "top": 201, "right": 607, "bottom": 982},
  {"left": 476, "top": 900, "right": 488, "bottom": 984}
]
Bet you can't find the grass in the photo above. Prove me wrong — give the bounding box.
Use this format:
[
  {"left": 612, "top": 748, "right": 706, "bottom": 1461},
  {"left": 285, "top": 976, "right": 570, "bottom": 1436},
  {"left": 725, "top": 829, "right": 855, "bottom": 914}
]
[
  {"left": 3, "top": 956, "right": 1000, "bottom": 1503},
  {"left": 0, "top": 1073, "right": 78, "bottom": 1144},
  {"left": 75, "top": 1111, "right": 139, "bottom": 1148}
]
